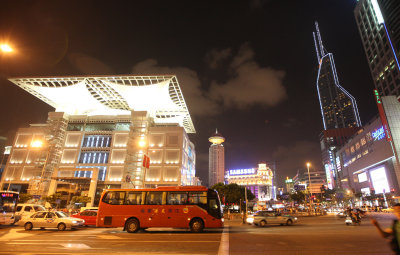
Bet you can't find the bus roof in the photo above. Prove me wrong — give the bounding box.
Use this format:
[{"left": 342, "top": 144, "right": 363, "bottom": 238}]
[
  {"left": 0, "top": 191, "right": 19, "bottom": 194},
  {"left": 104, "top": 186, "right": 209, "bottom": 192}
]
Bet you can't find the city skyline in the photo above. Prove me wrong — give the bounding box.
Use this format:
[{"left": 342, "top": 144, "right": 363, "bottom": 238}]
[{"left": 0, "top": 1, "right": 380, "bottom": 186}]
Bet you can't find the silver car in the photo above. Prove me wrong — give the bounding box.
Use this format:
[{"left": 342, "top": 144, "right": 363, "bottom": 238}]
[
  {"left": 247, "top": 211, "right": 297, "bottom": 227},
  {"left": 18, "top": 211, "right": 85, "bottom": 231}
]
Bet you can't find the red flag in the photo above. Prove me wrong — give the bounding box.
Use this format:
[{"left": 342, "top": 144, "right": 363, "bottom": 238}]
[
  {"left": 143, "top": 155, "right": 151, "bottom": 168},
  {"left": 146, "top": 155, "right": 150, "bottom": 168}
]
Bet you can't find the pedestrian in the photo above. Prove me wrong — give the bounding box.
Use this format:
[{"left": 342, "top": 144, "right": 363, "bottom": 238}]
[{"left": 371, "top": 203, "right": 400, "bottom": 254}]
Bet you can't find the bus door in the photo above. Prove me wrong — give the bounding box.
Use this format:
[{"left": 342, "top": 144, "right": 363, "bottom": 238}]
[
  {"left": 164, "top": 192, "right": 189, "bottom": 228},
  {"left": 142, "top": 192, "right": 164, "bottom": 227}
]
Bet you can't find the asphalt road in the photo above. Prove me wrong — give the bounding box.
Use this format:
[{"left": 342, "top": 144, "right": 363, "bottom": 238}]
[{"left": 0, "top": 213, "right": 395, "bottom": 255}]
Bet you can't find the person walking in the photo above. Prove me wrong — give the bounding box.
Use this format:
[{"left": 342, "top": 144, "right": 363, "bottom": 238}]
[{"left": 371, "top": 203, "right": 400, "bottom": 254}]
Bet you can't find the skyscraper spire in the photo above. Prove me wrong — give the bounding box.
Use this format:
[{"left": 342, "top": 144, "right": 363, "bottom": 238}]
[{"left": 313, "top": 22, "right": 362, "bottom": 130}]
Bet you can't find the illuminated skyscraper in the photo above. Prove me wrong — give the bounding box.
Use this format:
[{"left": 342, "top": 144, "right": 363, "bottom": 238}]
[
  {"left": 208, "top": 130, "right": 225, "bottom": 187},
  {"left": 354, "top": 0, "right": 400, "bottom": 96},
  {"left": 313, "top": 22, "right": 362, "bottom": 130}
]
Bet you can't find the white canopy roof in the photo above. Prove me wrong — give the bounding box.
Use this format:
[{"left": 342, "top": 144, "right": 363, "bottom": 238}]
[{"left": 9, "top": 75, "right": 195, "bottom": 133}]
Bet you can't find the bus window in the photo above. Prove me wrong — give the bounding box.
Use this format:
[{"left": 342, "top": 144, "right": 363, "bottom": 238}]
[
  {"left": 167, "top": 192, "right": 188, "bottom": 205},
  {"left": 188, "top": 192, "right": 207, "bottom": 205},
  {"left": 145, "top": 192, "right": 163, "bottom": 205},
  {"left": 126, "top": 192, "right": 144, "bottom": 205},
  {"left": 102, "top": 191, "right": 126, "bottom": 205}
]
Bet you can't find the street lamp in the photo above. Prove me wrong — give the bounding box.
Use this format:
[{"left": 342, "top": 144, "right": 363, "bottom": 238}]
[
  {"left": 0, "top": 44, "right": 13, "bottom": 53},
  {"left": 306, "top": 162, "right": 313, "bottom": 215}
]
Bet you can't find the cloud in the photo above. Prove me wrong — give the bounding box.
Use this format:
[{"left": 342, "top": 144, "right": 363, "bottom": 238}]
[
  {"left": 131, "top": 59, "right": 218, "bottom": 116},
  {"left": 210, "top": 44, "right": 287, "bottom": 109},
  {"left": 204, "top": 48, "right": 232, "bottom": 69},
  {"left": 130, "top": 44, "right": 287, "bottom": 115},
  {"left": 272, "top": 140, "right": 322, "bottom": 181},
  {"left": 68, "top": 53, "right": 114, "bottom": 74}
]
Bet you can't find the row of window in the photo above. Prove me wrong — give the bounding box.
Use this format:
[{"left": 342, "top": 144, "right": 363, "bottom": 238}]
[
  {"left": 102, "top": 191, "right": 207, "bottom": 206},
  {"left": 67, "top": 123, "right": 131, "bottom": 132},
  {"left": 82, "top": 136, "right": 112, "bottom": 148},
  {"left": 79, "top": 152, "right": 109, "bottom": 164}
]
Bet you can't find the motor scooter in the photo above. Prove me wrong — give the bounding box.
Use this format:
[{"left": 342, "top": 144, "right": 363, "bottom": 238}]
[{"left": 345, "top": 215, "right": 361, "bottom": 225}]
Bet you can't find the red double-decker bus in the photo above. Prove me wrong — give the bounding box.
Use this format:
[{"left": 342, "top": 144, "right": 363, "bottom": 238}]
[{"left": 96, "top": 186, "right": 223, "bottom": 233}]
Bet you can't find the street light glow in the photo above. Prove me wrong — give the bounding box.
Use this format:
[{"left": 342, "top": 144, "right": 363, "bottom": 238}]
[
  {"left": 138, "top": 140, "right": 146, "bottom": 147},
  {"left": 306, "top": 162, "right": 311, "bottom": 167},
  {"left": 31, "top": 140, "right": 44, "bottom": 148},
  {"left": 0, "top": 44, "right": 13, "bottom": 53}
]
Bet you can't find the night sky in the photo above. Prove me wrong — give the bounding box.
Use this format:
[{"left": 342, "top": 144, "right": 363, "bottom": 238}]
[{"left": 0, "top": 0, "right": 378, "bottom": 187}]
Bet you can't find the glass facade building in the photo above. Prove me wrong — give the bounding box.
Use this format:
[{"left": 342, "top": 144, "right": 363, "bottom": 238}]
[
  {"left": 313, "top": 22, "right": 362, "bottom": 130},
  {"left": 355, "top": 0, "right": 400, "bottom": 96}
]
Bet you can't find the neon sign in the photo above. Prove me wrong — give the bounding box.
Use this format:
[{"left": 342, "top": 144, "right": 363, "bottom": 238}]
[
  {"left": 372, "top": 126, "right": 385, "bottom": 141},
  {"left": 229, "top": 168, "right": 256, "bottom": 176}
]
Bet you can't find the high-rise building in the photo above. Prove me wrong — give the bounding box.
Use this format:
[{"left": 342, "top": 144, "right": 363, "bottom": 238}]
[
  {"left": 313, "top": 22, "right": 362, "bottom": 130},
  {"left": 208, "top": 130, "right": 225, "bottom": 187},
  {"left": 354, "top": 0, "right": 400, "bottom": 96},
  {"left": 313, "top": 22, "right": 362, "bottom": 189},
  {"left": 0, "top": 75, "right": 197, "bottom": 205}
]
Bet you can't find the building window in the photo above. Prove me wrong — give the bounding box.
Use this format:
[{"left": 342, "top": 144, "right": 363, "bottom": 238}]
[
  {"left": 82, "top": 135, "right": 111, "bottom": 148},
  {"left": 361, "top": 138, "right": 366, "bottom": 146},
  {"left": 79, "top": 152, "right": 109, "bottom": 164}
]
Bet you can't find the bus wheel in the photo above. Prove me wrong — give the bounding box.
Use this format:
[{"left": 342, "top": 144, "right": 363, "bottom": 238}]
[
  {"left": 24, "top": 222, "right": 33, "bottom": 231},
  {"left": 190, "top": 219, "right": 204, "bottom": 233},
  {"left": 126, "top": 219, "right": 140, "bottom": 233}
]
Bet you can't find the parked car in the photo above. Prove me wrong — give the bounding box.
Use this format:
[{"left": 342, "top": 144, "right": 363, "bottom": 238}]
[
  {"left": 80, "top": 206, "right": 98, "bottom": 212},
  {"left": 247, "top": 211, "right": 297, "bottom": 227},
  {"left": 71, "top": 210, "right": 97, "bottom": 226},
  {"left": 382, "top": 207, "right": 394, "bottom": 213},
  {"left": 18, "top": 211, "right": 85, "bottom": 231},
  {"left": 15, "top": 204, "right": 46, "bottom": 222}
]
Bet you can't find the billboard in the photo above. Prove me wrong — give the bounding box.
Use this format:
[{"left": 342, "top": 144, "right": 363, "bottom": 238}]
[
  {"left": 324, "top": 164, "right": 333, "bottom": 189},
  {"left": 370, "top": 167, "right": 390, "bottom": 194},
  {"left": 358, "top": 172, "right": 368, "bottom": 183},
  {"left": 229, "top": 168, "right": 256, "bottom": 176}
]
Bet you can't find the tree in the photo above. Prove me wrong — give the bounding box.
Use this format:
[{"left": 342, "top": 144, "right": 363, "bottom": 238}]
[
  {"left": 18, "top": 193, "right": 33, "bottom": 203},
  {"left": 290, "top": 191, "right": 305, "bottom": 204},
  {"left": 211, "top": 183, "right": 255, "bottom": 204},
  {"left": 42, "top": 193, "right": 62, "bottom": 208},
  {"left": 71, "top": 196, "right": 91, "bottom": 205}
]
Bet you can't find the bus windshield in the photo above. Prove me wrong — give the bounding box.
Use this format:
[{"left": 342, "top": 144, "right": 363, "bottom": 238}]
[{"left": 0, "top": 191, "right": 19, "bottom": 213}]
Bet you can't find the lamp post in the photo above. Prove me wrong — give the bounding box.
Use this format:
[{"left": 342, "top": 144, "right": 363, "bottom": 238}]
[{"left": 306, "top": 162, "right": 313, "bottom": 215}]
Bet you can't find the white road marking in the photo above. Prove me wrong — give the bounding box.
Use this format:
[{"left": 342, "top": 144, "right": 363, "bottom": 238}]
[
  {"left": 217, "top": 224, "right": 229, "bottom": 255},
  {"left": 0, "top": 229, "right": 34, "bottom": 240},
  {"left": 61, "top": 243, "right": 91, "bottom": 249}
]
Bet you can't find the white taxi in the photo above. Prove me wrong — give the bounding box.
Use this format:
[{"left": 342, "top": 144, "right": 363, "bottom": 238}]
[{"left": 18, "top": 211, "right": 85, "bottom": 231}]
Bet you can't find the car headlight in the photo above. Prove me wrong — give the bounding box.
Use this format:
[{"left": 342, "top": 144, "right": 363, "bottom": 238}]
[
  {"left": 72, "top": 220, "right": 78, "bottom": 224},
  {"left": 294, "top": 217, "right": 298, "bottom": 221},
  {"left": 221, "top": 218, "right": 224, "bottom": 222},
  {"left": 246, "top": 217, "right": 254, "bottom": 223}
]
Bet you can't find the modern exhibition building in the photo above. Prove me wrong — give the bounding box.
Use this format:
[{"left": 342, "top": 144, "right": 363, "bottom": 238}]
[{"left": 0, "top": 75, "right": 197, "bottom": 206}]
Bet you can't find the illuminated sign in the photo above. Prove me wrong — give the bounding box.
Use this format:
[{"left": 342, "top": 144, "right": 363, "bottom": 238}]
[
  {"left": 370, "top": 167, "right": 390, "bottom": 194},
  {"left": 229, "top": 168, "right": 256, "bottom": 176},
  {"left": 358, "top": 172, "right": 368, "bottom": 183},
  {"left": 324, "top": 164, "right": 333, "bottom": 189},
  {"left": 372, "top": 126, "right": 386, "bottom": 141},
  {"left": 336, "top": 156, "right": 341, "bottom": 172},
  {"left": 1, "top": 193, "right": 16, "bottom": 198},
  {"left": 285, "top": 179, "right": 293, "bottom": 184}
]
